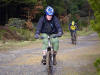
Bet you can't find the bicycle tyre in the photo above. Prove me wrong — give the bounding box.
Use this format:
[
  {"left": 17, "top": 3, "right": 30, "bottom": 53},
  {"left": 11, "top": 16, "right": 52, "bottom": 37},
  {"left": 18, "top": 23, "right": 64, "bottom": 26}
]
[
  {"left": 47, "top": 50, "right": 50, "bottom": 72},
  {"left": 72, "top": 32, "right": 77, "bottom": 45},
  {"left": 72, "top": 32, "right": 74, "bottom": 44},
  {"left": 74, "top": 33, "right": 76, "bottom": 45},
  {"left": 47, "top": 49, "right": 53, "bottom": 74}
]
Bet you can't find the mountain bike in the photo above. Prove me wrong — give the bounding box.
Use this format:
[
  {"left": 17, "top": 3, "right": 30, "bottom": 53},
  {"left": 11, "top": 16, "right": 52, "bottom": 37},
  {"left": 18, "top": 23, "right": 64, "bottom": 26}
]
[{"left": 71, "top": 31, "right": 77, "bottom": 45}]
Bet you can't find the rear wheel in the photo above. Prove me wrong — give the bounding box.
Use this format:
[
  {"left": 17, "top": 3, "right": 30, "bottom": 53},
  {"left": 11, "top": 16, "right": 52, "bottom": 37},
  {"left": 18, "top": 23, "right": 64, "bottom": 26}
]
[
  {"left": 72, "top": 32, "right": 77, "bottom": 45},
  {"left": 74, "top": 33, "right": 76, "bottom": 45},
  {"left": 72, "top": 33, "right": 74, "bottom": 44}
]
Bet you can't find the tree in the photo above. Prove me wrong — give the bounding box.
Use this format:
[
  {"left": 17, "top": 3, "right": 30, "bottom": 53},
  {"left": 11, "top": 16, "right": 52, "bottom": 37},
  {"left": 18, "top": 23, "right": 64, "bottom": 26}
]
[
  {"left": 45, "top": 0, "right": 67, "bottom": 15},
  {"left": 0, "top": 0, "right": 37, "bottom": 25},
  {"left": 0, "top": 0, "right": 37, "bottom": 6},
  {"left": 88, "top": 0, "right": 100, "bottom": 36},
  {"left": 67, "top": 0, "right": 86, "bottom": 21}
]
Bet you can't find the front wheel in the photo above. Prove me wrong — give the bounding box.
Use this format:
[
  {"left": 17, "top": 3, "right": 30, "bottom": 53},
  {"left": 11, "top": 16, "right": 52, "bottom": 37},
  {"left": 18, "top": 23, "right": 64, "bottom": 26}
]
[{"left": 46, "top": 51, "right": 50, "bottom": 71}]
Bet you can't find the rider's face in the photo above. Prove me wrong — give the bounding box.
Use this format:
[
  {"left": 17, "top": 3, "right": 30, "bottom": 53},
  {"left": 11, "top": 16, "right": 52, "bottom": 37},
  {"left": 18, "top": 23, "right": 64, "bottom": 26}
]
[{"left": 46, "top": 15, "right": 52, "bottom": 21}]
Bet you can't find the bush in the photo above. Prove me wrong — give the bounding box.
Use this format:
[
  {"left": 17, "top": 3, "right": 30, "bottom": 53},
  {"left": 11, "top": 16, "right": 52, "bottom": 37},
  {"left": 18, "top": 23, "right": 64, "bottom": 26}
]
[
  {"left": 8, "top": 26, "right": 35, "bottom": 41},
  {"left": 94, "top": 58, "right": 100, "bottom": 75},
  {"left": 7, "top": 18, "right": 26, "bottom": 28},
  {"left": 88, "top": 0, "right": 100, "bottom": 37},
  {"left": 0, "top": 30, "right": 7, "bottom": 40},
  {"left": 90, "top": 18, "right": 100, "bottom": 37},
  {"left": 62, "top": 23, "right": 68, "bottom": 32},
  {"left": 78, "top": 18, "right": 89, "bottom": 30}
]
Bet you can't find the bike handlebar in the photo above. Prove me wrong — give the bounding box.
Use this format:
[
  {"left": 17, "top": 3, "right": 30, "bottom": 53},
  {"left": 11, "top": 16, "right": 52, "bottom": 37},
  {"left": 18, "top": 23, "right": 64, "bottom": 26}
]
[{"left": 39, "top": 34, "right": 58, "bottom": 39}]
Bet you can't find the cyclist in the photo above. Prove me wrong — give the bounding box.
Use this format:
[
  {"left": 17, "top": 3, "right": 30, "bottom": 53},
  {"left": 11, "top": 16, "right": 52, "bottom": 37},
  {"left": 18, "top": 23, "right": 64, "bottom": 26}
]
[
  {"left": 34, "top": 6, "right": 63, "bottom": 65},
  {"left": 69, "top": 21, "right": 78, "bottom": 42}
]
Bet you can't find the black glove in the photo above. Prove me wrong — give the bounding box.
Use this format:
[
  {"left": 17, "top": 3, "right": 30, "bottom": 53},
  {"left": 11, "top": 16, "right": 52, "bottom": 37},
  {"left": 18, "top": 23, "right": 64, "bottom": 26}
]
[
  {"left": 56, "top": 32, "right": 62, "bottom": 37},
  {"left": 40, "top": 36, "right": 44, "bottom": 39},
  {"left": 34, "top": 34, "right": 40, "bottom": 39},
  {"left": 52, "top": 32, "right": 62, "bottom": 38}
]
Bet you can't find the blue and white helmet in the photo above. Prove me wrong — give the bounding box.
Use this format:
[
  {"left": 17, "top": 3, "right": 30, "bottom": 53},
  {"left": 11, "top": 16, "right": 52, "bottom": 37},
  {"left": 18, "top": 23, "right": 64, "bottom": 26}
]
[{"left": 45, "top": 6, "right": 54, "bottom": 15}]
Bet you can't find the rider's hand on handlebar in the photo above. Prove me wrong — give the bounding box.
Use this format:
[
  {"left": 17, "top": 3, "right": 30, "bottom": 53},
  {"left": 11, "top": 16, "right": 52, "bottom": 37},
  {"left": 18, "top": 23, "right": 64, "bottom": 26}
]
[
  {"left": 40, "top": 36, "right": 44, "bottom": 39},
  {"left": 34, "top": 34, "right": 40, "bottom": 39},
  {"left": 52, "top": 32, "right": 62, "bottom": 38},
  {"left": 56, "top": 32, "right": 62, "bottom": 37},
  {"left": 51, "top": 35, "right": 56, "bottom": 38}
]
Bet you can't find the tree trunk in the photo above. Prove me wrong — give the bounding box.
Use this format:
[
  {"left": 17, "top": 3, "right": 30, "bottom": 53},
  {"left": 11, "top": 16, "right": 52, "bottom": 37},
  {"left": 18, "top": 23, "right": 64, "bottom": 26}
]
[{"left": 5, "top": 5, "right": 8, "bottom": 24}]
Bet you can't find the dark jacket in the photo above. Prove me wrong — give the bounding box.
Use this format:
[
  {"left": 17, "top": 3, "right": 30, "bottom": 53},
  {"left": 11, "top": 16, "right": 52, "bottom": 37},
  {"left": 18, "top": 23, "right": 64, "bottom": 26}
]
[{"left": 35, "top": 15, "right": 63, "bottom": 35}]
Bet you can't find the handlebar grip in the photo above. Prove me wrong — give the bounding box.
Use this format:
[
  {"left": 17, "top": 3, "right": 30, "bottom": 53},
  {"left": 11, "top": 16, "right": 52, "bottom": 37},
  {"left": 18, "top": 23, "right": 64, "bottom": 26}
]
[{"left": 40, "top": 36, "right": 44, "bottom": 39}]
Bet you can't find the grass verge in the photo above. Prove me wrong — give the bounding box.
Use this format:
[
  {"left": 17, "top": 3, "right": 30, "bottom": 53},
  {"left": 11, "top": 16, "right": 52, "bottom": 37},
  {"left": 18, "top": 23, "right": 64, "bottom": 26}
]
[
  {"left": 60, "top": 28, "right": 94, "bottom": 39},
  {"left": 0, "top": 28, "right": 95, "bottom": 51}
]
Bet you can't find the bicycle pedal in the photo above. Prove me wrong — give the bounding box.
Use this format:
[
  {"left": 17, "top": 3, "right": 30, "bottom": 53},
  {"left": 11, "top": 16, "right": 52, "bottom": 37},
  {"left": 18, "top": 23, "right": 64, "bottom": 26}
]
[
  {"left": 43, "top": 62, "right": 46, "bottom": 65},
  {"left": 41, "top": 59, "right": 46, "bottom": 65}
]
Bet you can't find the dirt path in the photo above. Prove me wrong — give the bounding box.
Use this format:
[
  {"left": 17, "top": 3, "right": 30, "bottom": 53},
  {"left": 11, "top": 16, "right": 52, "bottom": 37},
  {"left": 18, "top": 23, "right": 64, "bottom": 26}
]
[{"left": 0, "top": 33, "right": 100, "bottom": 75}]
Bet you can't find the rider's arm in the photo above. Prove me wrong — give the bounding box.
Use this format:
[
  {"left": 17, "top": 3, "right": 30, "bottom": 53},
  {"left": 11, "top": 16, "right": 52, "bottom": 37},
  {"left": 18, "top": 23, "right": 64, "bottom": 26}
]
[
  {"left": 75, "top": 24, "right": 79, "bottom": 31},
  {"left": 68, "top": 24, "right": 71, "bottom": 31},
  {"left": 54, "top": 16, "right": 63, "bottom": 36},
  {"left": 35, "top": 16, "right": 44, "bottom": 35}
]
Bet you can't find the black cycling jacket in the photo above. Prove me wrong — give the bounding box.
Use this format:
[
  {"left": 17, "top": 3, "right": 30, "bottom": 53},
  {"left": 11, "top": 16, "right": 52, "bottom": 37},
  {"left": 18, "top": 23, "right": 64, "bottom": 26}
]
[{"left": 35, "top": 15, "right": 63, "bottom": 35}]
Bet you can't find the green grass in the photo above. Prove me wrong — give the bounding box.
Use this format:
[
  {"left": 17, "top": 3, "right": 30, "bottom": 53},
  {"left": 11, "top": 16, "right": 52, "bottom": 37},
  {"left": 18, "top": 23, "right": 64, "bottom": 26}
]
[
  {"left": 0, "top": 39, "right": 42, "bottom": 51},
  {"left": 77, "top": 28, "right": 94, "bottom": 36},
  {"left": 0, "top": 27, "right": 95, "bottom": 51},
  {"left": 0, "top": 40, "right": 35, "bottom": 51},
  {"left": 60, "top": 27, "right": 94, "bottom": 40}
]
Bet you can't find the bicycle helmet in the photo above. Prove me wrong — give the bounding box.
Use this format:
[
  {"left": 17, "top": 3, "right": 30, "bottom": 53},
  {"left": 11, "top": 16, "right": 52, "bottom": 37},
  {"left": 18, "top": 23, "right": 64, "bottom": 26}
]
[
  {"left": 45, "top": 6, "right": 54, "bottom": 16},
  {"left": 72, "top": 21, "right": 75, "bottom": 25}
]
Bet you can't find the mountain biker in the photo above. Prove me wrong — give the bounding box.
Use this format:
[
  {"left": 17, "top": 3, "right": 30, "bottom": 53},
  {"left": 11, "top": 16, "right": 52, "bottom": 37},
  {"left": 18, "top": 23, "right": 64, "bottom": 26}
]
[
  {"left": 69, "top": 21, "right": 78, "bottom": 41},
  {"left": 34, "top": 6, "right": 63, "bottom": 65}
]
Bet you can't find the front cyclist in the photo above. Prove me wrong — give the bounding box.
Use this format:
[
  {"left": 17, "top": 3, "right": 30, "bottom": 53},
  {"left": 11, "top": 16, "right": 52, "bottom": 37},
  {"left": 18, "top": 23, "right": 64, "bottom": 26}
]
[{"left": 34, "top": 6, "right": 63, "bottom": 65}]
